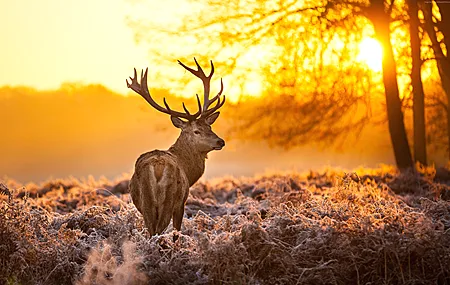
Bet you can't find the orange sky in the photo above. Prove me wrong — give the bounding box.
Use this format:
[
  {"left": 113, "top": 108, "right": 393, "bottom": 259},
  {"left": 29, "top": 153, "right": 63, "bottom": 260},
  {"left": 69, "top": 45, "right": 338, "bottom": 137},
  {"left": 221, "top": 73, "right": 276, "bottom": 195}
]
[
  {"left": 0, "top": 0, "right": 385, "bottom": 100},
  {"left": 0, "top": 0, "right": 177, "bottom": 94},
  {"left": 0, "top": 0, "right": 259, "bottom": 102}
]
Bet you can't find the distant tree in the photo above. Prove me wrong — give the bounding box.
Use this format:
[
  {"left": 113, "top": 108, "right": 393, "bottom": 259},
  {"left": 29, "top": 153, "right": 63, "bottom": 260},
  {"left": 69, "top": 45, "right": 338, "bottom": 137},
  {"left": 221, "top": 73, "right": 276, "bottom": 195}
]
[{"left": 230, "top": 57, "right": 376, "bottom": 148}]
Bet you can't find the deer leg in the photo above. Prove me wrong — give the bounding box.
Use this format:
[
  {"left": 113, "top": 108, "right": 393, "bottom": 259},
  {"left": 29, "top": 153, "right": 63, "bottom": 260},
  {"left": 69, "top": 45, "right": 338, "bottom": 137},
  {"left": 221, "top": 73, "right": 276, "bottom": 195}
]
[
  {"left": 142, "top": 211, "right": 156, "bottom": 236},
  {"left": 172, "top": 203, "right": 185, "bottom": 242},
  {"left": 130, "top": 179, "right": 156, "bottom": 236},
  {"left": 155, "top": 204, "right": 173, "bottom": 235},
  {"left": 172, "top": 203, "right": 185, "bottom": 232}
]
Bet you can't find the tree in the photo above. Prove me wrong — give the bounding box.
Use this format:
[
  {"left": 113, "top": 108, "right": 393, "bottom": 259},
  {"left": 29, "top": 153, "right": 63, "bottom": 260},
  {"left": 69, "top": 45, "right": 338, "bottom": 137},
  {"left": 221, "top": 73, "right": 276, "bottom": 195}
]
[
  {"left": 132, "top": 0, "right": 415, "bottom": 169},
  {"left": 226, "top": 5, "right": 377, "bottom": 148},
  {"left": 408, "top": 0, "right": 427, "bottom": 165},
  {"left": 423, "top": 0, "right": 450, "bottom": 159},
  {"left": 364, "top": 0, "right": 413, "bottom": 169}
]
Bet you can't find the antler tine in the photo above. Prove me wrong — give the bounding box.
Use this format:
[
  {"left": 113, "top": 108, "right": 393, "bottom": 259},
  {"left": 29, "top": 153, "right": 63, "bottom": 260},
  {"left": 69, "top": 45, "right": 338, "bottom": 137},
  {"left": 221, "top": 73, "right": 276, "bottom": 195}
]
[
  {"left": 179, "top": 58, "right": 212, "bottom": 112},
  {"left": 163, "top": 98, "right": 173, "bottom": 112},
  {"left": 141, "top": 68, "right": 148, "bottom": 94},
  {"left": 182, "top": 102, "right": 191, "bottom": 116},
  {"left": 208, "top": 60, "right": 214, "bottom": 77},
  {"left": 200, "top": 77, "right": 224, "bottom": 119},
  {"left": 178, "top": 58, "right": 226, "bottom": 117},
  {"left": 181, "top": 93, "right": 202, "bottom": 115},
  {"left": 202, "top": 95, "right": 226, "bottom": 118},
  {"left": 205, "top": 78, "right": 223, "bottom": 107},
  {"left": 127, "top": 67, "right": 201, "bottom": 121},
  {"left": 194, "top": 57, "right": 207, "bottom": 77},
  {"left": 178, "top": 57, "right": 213, "bottom": 78}
]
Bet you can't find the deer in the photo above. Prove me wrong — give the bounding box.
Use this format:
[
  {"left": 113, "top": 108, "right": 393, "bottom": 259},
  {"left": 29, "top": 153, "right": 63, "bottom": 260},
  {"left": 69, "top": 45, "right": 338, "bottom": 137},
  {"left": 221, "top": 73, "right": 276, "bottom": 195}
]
[{"left": 126, "top": 58, "right": 226, "bottom": 236}]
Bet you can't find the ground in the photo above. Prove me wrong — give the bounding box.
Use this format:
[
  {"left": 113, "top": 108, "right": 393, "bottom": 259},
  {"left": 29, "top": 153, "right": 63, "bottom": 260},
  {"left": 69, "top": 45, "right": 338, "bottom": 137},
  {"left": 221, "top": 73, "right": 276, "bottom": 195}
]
[{"left": 1, "top": 165, "right": 450, "bottom": 284}]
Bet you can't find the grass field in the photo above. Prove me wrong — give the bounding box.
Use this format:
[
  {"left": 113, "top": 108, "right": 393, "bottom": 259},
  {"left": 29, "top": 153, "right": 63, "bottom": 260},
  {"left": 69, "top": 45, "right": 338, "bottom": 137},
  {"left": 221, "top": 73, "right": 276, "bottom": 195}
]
[{"left": 1, "top": 165, "right": 450, "bottom": 284}]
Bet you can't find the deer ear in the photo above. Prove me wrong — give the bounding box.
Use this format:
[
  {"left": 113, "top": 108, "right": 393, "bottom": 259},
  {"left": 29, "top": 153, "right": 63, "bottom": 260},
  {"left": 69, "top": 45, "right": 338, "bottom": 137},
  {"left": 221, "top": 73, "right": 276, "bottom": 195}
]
[
  {"left": 205, "top": 112, "right": 220, "bottom": 125},
  {"left": 171, "top": 116, "right": 187, "bottom": 129}
]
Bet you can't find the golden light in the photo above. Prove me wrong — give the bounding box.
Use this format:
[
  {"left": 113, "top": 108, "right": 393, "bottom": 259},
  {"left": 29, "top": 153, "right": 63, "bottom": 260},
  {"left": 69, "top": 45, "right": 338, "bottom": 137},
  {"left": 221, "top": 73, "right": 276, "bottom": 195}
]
[
  {"left": 357, "top": 38, "right": 383, "bottom": 72},
  {"left": 244, "top": 80, "right": 263, "bottom": 97}
]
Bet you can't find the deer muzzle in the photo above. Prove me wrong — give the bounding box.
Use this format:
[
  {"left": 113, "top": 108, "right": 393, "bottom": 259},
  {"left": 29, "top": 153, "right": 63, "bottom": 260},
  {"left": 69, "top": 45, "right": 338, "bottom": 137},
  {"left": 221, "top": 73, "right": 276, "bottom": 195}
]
[{"left": 214, "top": 138, "right": 225, "bottom": 150}]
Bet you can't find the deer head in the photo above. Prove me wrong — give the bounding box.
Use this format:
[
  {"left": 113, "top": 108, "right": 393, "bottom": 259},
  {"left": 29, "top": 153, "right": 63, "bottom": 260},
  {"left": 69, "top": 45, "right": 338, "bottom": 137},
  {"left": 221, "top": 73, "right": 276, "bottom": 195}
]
[{"left": 126, "top": 58, "right": 226, "bottom": 153}]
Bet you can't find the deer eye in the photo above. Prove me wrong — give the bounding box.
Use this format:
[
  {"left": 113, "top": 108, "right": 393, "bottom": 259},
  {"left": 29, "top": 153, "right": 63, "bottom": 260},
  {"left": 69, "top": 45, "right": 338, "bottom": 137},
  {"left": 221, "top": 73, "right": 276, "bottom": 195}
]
[{"left": 194, "top": 130, "right": 201, "bottom": 135}]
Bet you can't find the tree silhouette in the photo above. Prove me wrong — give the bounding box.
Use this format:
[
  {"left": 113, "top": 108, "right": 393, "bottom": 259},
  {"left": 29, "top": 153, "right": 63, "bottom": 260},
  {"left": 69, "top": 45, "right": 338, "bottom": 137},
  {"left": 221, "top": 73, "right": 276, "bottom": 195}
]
[
  {"left": 132, "top": 0, "right": 447, "bottom": 170},
  {"left": 423, "top": 0, "right": 450, "bottom": 158},
  {"left": 408, "top": 0, "right": 427, "bottom": 165},
  {"left": 364, "top": 0, "right": 413, "bottom": 169}
]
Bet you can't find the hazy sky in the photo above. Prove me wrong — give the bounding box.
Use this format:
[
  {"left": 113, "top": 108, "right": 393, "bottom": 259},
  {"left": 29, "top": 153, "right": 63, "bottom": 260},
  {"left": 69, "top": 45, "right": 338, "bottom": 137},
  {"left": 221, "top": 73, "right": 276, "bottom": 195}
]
[
  {"left": 0, "top": 0, "right": 172, "bottom": 94},
  {"left": 0, "top": 0, "right": 383, "bottom": 98}
]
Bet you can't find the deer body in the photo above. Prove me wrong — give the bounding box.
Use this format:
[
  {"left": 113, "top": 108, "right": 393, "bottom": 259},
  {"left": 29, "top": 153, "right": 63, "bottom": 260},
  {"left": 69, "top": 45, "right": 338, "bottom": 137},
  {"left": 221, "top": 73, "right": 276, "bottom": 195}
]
[
  {"left": 127, "top": 59, "right": 225, "bottom": 235},
  {"left": 129, "top": 150, "right": 189, "bottom": 235}
]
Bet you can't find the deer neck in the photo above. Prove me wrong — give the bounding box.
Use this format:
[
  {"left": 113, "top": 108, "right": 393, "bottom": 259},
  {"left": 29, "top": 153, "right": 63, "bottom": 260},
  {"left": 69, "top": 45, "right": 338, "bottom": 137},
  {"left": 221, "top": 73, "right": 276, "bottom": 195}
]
[{"left": 168, "top": 135, "right": 207, "bottom": 186}]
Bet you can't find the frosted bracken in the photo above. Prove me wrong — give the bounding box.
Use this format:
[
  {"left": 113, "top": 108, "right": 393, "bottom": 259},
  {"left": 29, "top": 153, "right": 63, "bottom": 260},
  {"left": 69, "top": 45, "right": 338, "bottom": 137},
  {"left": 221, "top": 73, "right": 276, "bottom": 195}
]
[{"left": 1, "top": 166, "right": 450, "bottom": 284}]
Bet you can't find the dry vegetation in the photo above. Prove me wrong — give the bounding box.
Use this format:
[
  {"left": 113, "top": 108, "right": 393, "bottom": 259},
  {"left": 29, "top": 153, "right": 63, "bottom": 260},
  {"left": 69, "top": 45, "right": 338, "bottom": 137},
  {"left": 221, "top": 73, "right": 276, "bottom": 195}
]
[{"left": 1, "top": 166, "right": 450, "bottom": 284}]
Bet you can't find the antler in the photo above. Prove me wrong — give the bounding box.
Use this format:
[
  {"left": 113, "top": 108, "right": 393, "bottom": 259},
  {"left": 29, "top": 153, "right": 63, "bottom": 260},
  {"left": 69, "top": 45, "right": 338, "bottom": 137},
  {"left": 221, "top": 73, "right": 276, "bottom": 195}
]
[
  {"left": 178, "top": 58, "right": 226, "bottom": 119},
  {"left": 126, "top": 68, "right": 202, "bottom": 121}
]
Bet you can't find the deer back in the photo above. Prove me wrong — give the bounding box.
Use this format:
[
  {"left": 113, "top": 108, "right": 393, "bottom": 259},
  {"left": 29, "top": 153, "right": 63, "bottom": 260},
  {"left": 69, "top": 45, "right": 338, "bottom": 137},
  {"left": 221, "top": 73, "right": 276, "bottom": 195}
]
[{"left": 129, "top": 150, "right": 190, "bottom": 234}]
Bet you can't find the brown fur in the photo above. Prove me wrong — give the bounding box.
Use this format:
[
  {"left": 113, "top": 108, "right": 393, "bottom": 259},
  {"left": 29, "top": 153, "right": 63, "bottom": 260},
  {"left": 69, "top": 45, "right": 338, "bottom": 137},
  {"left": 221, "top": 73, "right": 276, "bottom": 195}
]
[
  {"left": 129, "top": 119, "right": 224, "bottom": 235},
  {"left": 153, "top": 161, "right": 165, "bottom": 182}
]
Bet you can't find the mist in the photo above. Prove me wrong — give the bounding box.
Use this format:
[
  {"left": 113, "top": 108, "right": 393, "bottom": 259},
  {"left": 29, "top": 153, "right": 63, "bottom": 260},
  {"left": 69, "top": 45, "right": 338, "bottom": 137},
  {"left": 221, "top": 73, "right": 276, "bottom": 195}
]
[{"left": 1, "top": 84, "right": 443, "bottom": 184}]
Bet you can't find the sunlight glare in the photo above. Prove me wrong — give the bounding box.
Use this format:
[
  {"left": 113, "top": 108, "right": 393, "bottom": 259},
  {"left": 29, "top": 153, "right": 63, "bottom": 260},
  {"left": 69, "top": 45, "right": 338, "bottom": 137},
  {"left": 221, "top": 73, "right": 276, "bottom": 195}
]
[
  {"left": 357, "top": 38, "right": 382, "bottom": 72},
  {"left": 244, "top": 80, "right": 263, "bottom": 97}
]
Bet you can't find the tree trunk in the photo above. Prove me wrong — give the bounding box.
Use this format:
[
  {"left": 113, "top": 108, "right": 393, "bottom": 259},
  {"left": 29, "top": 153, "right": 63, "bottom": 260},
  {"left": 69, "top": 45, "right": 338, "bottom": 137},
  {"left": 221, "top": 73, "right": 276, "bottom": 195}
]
[
  {"left": 436, "top": 2, "right": 450, "bottom": 159},
  {"left": 369, "top": 0, "right": 414, "bottom": 170},
  {"left": 448, "top": 106, "right": 450, "bottom": 160},
  {"left": 424, "top": 1, "right": 450, "bottom": 158},
  {"left": 409, "top": 0, "right": 427, "bottom": 165}
]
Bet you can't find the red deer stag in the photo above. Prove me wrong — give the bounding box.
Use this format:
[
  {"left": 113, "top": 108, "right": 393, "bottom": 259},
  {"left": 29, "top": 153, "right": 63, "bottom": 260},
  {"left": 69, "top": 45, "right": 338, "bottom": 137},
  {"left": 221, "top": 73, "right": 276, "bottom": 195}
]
[{"left": 126, "top": 58, "right": 226, "bottom": 236}]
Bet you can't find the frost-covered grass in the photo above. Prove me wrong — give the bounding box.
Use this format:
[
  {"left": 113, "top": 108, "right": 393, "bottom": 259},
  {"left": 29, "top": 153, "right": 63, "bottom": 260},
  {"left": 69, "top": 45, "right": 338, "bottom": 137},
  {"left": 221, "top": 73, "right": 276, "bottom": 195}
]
[{"left": 1, "top": 166, "right": 450, "bottom": 284}]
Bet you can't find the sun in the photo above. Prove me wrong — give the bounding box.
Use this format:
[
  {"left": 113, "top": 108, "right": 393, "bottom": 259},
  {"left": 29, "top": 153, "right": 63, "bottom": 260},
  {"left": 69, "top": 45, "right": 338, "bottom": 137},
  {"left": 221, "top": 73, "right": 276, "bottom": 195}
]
[{"left": 357, "top": 37, "right": 383, "bottom": 72}]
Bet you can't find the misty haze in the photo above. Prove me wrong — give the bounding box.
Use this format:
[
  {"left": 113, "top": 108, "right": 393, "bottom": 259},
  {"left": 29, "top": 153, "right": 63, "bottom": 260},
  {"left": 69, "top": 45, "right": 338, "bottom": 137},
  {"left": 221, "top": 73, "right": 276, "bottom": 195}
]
[{"left": 0, "top": 84, "right": 422, "bottom": 184}]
